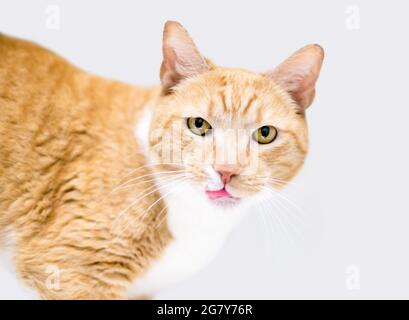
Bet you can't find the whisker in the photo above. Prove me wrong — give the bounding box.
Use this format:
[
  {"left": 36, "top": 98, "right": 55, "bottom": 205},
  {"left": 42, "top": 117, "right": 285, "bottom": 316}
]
[
  {"left": 110, "top": 169, "right": 186, "bottom": 193},
  {"left": 263, "top": 186, "right": 305, "bottom": 222},
  {"left": 154, "top": 204, "right": 169, "bottom": 229},
  {"left": 260, "top": 196, "right": 294, "bottom": 245},
  {"left": 255, "top": 203, "right": 276, "bottom": 255},
  {"left": 113, "top": 172, "right": 187, "bottom": 192},
  {"left": 116, "top": 175, "right": 189, "bottom": 219},
  {"left": 112, "top": 175, "right": 191, "bottom": 237},
  {"left": 142, "top": 177, "right": 190, "bottom": 223},
  {"left": 259, "top": 186, "right": 306, "bottom": 245},
  {"left": 119, "top": 162, "right": 186, "bottom": 180},
  {"left": 154, "top": 180, "right": 187, "bottom": 229}
]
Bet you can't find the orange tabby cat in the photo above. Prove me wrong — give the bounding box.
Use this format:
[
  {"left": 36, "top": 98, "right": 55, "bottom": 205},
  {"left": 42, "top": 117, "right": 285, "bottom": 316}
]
[{"left": 0, "top": 21, "right": 324, "bottom": 299}]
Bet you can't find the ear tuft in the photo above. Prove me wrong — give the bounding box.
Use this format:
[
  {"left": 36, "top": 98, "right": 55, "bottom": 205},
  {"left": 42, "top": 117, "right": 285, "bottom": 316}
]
[
  {"left": 160, "top": 21, "right": 210, "bottom": 92},
  {"left": 267, "top": 44, "right": 324, "bottom": 109}
]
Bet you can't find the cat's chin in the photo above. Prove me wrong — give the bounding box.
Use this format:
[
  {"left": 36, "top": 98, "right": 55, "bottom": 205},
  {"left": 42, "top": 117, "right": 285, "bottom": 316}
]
[
  {"left": 205, "top": 188, "right": 242, "bottom": 208},
  {"left": 206, "top": 186, "right": 240, "bottom": 207},
  {"left": 206, "top": 196, "right": 241, "bottom": 208}
]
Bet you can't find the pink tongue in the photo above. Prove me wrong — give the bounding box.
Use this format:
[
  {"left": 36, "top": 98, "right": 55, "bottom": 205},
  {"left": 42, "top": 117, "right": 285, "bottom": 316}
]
[{"left": 206, "top": 188, "right": 231, "bottom": 198}]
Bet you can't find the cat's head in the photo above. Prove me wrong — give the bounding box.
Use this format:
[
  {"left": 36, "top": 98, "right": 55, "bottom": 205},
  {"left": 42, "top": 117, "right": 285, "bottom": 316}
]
[{"left": 148, "top": 21, "right": 324, "bottom": 208}]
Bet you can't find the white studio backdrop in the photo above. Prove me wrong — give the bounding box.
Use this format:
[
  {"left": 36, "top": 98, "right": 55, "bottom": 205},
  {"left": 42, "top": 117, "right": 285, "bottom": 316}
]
[{"left": 0, "top": 0, "right": 408, "bottom": 299}]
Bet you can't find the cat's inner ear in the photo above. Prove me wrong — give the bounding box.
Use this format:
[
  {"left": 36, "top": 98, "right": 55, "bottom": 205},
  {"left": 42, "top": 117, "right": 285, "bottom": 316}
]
[
  {"left": 160, "top": 21, "right": 210, "bottom": 91},
  {"left": 266, "top": 44, "right": 324, "bottom": 110}
]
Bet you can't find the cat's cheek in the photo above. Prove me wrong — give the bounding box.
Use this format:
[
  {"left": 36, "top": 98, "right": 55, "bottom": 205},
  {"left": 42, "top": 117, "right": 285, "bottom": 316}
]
[{"left": 225, "top": 183, "right": 258, "bottom": 199}]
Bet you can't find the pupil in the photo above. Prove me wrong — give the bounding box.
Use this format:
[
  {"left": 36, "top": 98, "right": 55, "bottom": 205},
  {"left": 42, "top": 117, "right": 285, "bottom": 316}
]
[
  {"left": 261, "top": 126, "right": 270, "bottom": 137},
  {"left": 195, "top": 118, "right": 204, "bottom": 128}
]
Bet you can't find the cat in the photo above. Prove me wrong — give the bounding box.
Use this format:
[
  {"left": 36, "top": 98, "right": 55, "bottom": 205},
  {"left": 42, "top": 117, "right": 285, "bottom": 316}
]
[{"left": 0, "top": 21, "right": 324, "bottom": 299}]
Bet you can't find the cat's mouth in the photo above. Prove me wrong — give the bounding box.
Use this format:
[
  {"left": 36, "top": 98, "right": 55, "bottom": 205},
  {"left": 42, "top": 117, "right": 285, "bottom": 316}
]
[
  {"left": 206, "top": 187, "right": 232, "bottom": 198},
  {"left": 205, "top": 186, "right": 240, "bottom": 205}
]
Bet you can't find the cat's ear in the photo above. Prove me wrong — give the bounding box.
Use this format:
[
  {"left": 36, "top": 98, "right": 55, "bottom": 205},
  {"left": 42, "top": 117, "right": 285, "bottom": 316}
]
[
  {"left": 160, "top": 21, "right": 210, "bottom": 92},
  {"left": 266, "top": 44, "right": 324, "bottom": 110}
]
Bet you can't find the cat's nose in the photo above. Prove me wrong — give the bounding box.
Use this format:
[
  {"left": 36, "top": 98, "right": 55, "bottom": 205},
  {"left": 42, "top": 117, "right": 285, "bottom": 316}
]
[{"left": 213, "top": 164, "right": 241, "bottom": 184}]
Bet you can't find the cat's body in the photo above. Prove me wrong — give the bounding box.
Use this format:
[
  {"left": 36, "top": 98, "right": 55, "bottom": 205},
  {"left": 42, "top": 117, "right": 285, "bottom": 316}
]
[
  {"left": 0, "top": 22, "right": 323, "bottom": 299},
  {"left": 0, "top": 34, "right": 170, "bottom": 299}
]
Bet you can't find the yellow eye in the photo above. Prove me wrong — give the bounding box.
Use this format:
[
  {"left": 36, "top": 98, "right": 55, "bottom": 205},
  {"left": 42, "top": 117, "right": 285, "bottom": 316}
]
[
  {"left": 253, "top": 125, "right": 278, "bottom": 144},
  {"left": 187, "top": 117, "right": 212, "bottom": 136}
]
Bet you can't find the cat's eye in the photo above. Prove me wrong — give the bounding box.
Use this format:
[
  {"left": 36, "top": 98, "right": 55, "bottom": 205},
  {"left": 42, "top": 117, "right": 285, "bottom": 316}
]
[
  {"left": 187, "top": 117, "right": 212, "bottom": 136},
  {"left": 253, "top": 125, "right": 278, "bottom": 144}
]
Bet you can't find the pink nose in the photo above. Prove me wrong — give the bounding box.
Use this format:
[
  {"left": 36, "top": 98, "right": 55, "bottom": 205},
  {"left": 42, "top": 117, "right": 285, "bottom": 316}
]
[{"left": 213, "top": 164, "right": 241, "bottom": 184}]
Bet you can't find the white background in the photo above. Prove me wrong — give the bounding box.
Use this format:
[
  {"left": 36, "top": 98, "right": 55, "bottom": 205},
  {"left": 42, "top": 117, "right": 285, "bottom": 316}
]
[{"left": 1, "top": 0, "right": 408, "bottom": 299}]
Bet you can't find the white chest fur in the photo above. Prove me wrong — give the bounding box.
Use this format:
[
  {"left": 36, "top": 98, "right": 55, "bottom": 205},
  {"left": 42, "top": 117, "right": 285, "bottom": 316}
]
[{"left": 126, "top": 182, "right": 246, "bottom": 297}]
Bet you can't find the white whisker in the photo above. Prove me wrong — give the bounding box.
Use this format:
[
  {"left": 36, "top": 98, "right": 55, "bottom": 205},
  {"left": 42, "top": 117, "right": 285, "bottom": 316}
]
[{"left": 110, "top": 170, "right": 186, "bottom": 193}]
